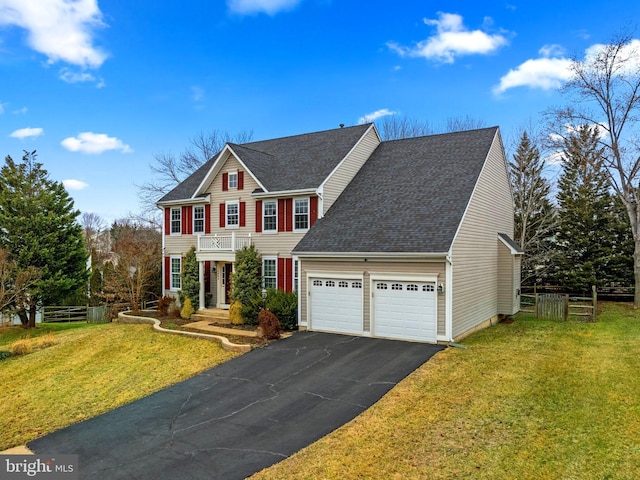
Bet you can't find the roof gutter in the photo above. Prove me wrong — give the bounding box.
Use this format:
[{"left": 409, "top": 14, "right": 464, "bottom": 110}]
[
  {"left": 251, "top": 188, "right": 318, "bottom": 199},
  {"left": 294, "top": 251, "right": 449, "bottom": 259},
  {"left": 156, "top": 194, "right": 211, "bottom": 208}
]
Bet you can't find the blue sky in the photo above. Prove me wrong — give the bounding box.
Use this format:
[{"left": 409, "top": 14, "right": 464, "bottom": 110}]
[{"left": 1, "top": 0, "right": 638, "bottom": 223}]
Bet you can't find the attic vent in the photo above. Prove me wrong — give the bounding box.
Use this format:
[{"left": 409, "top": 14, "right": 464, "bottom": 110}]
[{"left": 339, "top": 124, "right": 344, "bottom": 128}]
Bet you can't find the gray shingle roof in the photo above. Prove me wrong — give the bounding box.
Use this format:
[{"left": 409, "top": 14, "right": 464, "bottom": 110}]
[
  {"left": 294, "top": 127, "right": 500, "bottom": 254},
  {"left": 230, "top": 123, "right": 372, "bottom": 191},
  {"left": 158, "top": 123, "right": 372, "bottom": 203},
  {"left": 498, "top": 233, "right": 524, "bottom": 254}
]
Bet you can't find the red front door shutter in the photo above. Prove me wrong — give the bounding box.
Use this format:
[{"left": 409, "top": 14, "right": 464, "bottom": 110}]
[
  {"left": 277, "top": 258, "right": 285, "bottom": 290},
  {"left": 285, "top": 258, "right": 293, "bottom": 293}
]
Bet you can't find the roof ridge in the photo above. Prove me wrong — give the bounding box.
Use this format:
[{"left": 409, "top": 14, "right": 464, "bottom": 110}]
[
  {"left": 227, "top": 143, "right": 275, "bottom": 157},
  {"left": 241, "top": 123, "right": 371, "bottom": 146},
  {"left": 381, "top": 126, "right": 498, "bottom": 144}
]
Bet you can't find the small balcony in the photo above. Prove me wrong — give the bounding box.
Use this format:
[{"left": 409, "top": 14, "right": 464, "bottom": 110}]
[{"left": 197, "top": 233, "right": 252, "bottom": 252}]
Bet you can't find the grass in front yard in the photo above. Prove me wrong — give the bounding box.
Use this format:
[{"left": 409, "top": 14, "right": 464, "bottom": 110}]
[
  {"left": 0, "top": 322, "right": 240, "bottom": 451},
  {"left": 252, "top": 303, "right": 640, "bottom": 480}
]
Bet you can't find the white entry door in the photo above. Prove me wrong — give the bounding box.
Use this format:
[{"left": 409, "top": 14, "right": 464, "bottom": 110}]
[{"left": 309, "top": 277, "right": 363, "bottom": 335}]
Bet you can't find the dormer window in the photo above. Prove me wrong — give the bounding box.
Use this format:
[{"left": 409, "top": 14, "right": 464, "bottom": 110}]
[{"left": 228, "top": 172, "right": 238, "bottom": 189}]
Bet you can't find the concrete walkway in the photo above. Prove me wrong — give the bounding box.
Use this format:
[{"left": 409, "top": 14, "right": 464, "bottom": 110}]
[{"left": 28, "top": 332, "right": 445, "bottom": 479}]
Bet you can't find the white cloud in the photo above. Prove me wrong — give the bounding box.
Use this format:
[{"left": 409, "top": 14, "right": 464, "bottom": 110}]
[
  {"left": 59, "top": 67, "right": 104, "bottom": 86},
  {"left": 388, "top": 12, "right": 508, "bottom": 63},
  {"left": 12, "top": 106, "right": 27, "bottom": 114},
  {"left": 10, "top": 127, "right": 43, "bottom": 139},
  {"left": 358, "top": 109, "right": 396, "bottom": 124},
  {"left": 62, "top": 179, "right": 88, "bottom": 190},
  {"left": 227, "top": 0, "right": 300, "bottom": 15},
  {"left": 493, "top": 45, "right": 573, "bottom": 94},
  {"left": 0, "top": 0, "right": 108, "bottom": 68},
  {"left": 0, "top": 102, "right": 4, "bottom": 114},
  {"left": 61, "top": 132, "right": 132, "bottom": 154},
  {"left": 584, "top": 39, "right": 640, "bottom": 75}
]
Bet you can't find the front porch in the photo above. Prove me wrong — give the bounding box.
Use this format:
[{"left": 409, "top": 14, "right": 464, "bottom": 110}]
[{"left": 195, "top": 234, "right": 253, "bottom": 311}]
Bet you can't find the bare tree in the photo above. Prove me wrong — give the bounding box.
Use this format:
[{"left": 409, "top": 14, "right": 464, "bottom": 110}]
[
  {"left": 137, "top": 129, "right": 253, "bottom": 217},
  {"left": 102, "top": 220, "right": 161, "bottom": 312},
  {"left": 0, "top": 248, "right": 40, "bottom": 315},
  {"left": 81, "top": 212, "right": 107, "bottom": 256},
  {"left": 547, "top": 32, "right": 640, "bottom": 305},
  {"left": 377, "top": 114, "right": 486, "bottom": 140}
]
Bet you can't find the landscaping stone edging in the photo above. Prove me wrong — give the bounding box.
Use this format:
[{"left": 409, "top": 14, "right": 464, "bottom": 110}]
[{"left": 116, "top": 312, "right": 252, "bottom": 353}]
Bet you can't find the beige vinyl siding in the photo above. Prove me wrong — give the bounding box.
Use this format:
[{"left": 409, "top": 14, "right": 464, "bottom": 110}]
[
  {"left": 203, "top": 153, "right": 313, "bottom": 256},
  {"left": 450, "top": 131, "right": 514, "bottom": 339},
  {"left": 164, "top": 234, "right": 197, "bottom": 256},
  {"left": 321, "top": 126, "right": 380, "bottom": 214},
  {"left": 299, "top": 259, "right": 446, "bottom": 336}
]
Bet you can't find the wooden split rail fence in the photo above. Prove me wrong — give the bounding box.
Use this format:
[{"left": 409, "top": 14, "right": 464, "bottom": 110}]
[{"left": 520, "top": 286, "right": 597, "bottom": 321}]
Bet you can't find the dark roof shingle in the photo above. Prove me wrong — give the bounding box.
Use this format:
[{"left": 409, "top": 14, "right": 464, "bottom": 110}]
[{"left": 294, "top": 127, "right": 499, "bottom": 254}]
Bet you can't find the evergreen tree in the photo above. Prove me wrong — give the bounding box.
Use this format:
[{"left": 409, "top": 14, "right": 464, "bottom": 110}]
[
  {"left": 180, "top": 246, "right": 200, "bottom": 310},
  {"left": 510, "top": 132, "right": 557, "bottom": 285},
  {"left": 0, "top": 151, "right": 88, "bottom": 327},
  {"left": 230, "top": 244, "right": 262, "bottom": 307}
]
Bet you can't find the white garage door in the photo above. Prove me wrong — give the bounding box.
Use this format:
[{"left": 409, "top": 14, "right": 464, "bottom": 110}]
[
  {"left": 309, "top": 277, "right": 363, "bottom": 335},
  {"left": 373, "top": 280, "right": 437, "bottom": 342}
]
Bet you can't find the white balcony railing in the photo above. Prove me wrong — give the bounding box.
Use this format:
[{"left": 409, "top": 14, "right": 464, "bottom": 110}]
[{"left": 197, "top": 233, "right": 252, "bottom": 252}]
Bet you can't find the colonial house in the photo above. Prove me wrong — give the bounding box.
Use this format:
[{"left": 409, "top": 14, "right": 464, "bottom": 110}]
[{"left": 157, "top": 123, "right": 522, "bottom": 343}]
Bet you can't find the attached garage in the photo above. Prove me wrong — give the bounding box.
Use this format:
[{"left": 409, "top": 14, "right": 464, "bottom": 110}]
[
  {"left": 372, "top": 278, "right": 438, "bottom": 343},
  {"left": 309, "top": 276, "right": 363, "bottom": 335}
]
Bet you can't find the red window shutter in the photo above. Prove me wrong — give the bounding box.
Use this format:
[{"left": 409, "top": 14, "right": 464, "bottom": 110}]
[
  {"left": 164, "top": 208, "right": 170, "bottom": 235},
  {"left": 310, "top": 196, "right": 318, "bottom": 227},
  {"left": 205, "top": 204, "right": 211, "bottom": 234},
  {"left": 278, "top": 199, "right": 286, "bottom": 232},
  {"left": 182, "top": 206, "right": 192, "bottom": 234},
  {"left": 277, "top": 258, "right": 285, "bottom": 290},
  {"left": 222, "top": 172, "right": 229, "bottom": 191},
  {"left": 164, "top": 257, "right": 170, "bottom": 290},
  {"left": 285, "top": 198, "right": 293, "bottom": 232},
  {"left": 219, "top": 203, "right": 226, "bottom": 228},
  {"left": 285, "top": 258, "right": 293, "bottom": 293},
  {"left": 240, "top": 202, "right": 246, "bottom": 227},
  {"left": 255, "top": 200, "right": 262, "bottom": 232},
  {"left": 238, "top": 171, "right": 244, "bottom": 190}
]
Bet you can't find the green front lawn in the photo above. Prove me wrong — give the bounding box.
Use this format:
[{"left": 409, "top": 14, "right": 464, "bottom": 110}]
[
  {"left": 252, "top": 303, "right": 640, "bottom": 480},
  {"left": 0, "top": 322, "right": 240, "bottom": 451}
]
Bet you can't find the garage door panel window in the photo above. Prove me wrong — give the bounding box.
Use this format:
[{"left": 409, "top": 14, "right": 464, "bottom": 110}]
[
  {"left": 352, "top": 281, "right": 362, "bottom": 289},
  {"left": 376, "top": 283, "right": 388, "bottom": 290}
]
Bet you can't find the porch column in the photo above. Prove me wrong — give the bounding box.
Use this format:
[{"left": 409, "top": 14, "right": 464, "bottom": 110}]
[{"left": 198, "top": 261, "right": 205, "bottom": 311}]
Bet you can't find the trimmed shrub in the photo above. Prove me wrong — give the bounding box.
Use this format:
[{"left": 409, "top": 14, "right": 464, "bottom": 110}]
[
  {"left": 267, "top": 289, "right": 298, "bottom": 330},
  {"left": 258, "top": 308, "right": 281, "bottom": 339},
  {"left": 229, "top": 300, "right": 244, "bottom": 325},
  {"left": 34, "top": 333, "right": 56, "bottom": 349},
  {"left": 180, "top": 297, "right": 195, "bottom": 320},
  {"left": 157, "top": 296, "right": 172, "bottom": 316},
  {"left": 169, "top": 299, "right": 182, "bottom": 319},
  {"left": 241, "top": 292, "right": 264, "bottom": 326}
]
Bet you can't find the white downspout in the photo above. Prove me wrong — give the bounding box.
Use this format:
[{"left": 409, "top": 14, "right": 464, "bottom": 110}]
[{"left": 446, "top": 254, "right": 453, "bottom": 342}]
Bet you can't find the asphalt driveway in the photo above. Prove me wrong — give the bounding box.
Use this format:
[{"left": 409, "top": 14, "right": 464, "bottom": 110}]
[{"left": 29, "top": 331, "right": 444, "bottom": 479}]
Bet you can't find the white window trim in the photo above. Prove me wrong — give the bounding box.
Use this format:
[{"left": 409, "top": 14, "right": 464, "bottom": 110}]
[
  {"left": 262, "top": 257, "right": 277, "bottom": 290},
  {"left": 225, "top": 200, "right": 239, "bottom": 229},
  {"left": 227, "top": 170, "right": 238, "bottom": 189},
  {"left": 262, "top": 200, "right": 277, "bottom": 234},
  {"left": 193, "top": 205, "right": 205, "bottom": 235},
  {"left": 170, "top": 256, "right": 182, "bottom": 291},
  {"left": 170, "top": 207, "right": 181, "bottom": 236},
  {"left": 293, "top": 197, "right": 310, "bottom": 232}
]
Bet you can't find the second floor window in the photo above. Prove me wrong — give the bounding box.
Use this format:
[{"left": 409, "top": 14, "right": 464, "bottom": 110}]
[
  {"left": 263, "top": 200, "right": 277, "bottom": 232},
  {"left": 228, "top": 172, "right": 238, "bottom": 189},
  {"left": 226, "top": 201, "right": 239, "bottom": 227},
  {"left": 294, "top": 198, "right": 309, "bottom": 231},
  {"left": 171, "top": 207, "right": 181, "bottom": 234},
  {"left": 193, "top": 206, "right": 204, "bottom": 234}
]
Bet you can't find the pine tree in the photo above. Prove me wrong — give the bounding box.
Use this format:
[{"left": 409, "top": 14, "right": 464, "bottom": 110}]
[
  {"left": 510, "top": 132, "right": 557, "bottom": 285},
  {"left": 180, "top": 246, "right": 200, "bottom": 310},
  {"left": 0, "top": 151, "right": 88, "bottom": 327}
]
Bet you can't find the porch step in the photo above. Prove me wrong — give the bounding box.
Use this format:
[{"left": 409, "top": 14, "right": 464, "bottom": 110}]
[{"left": 191, "top": 308, "right": 231, "bottom": 325}]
